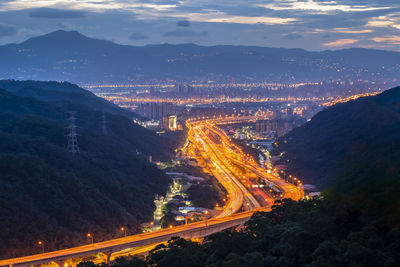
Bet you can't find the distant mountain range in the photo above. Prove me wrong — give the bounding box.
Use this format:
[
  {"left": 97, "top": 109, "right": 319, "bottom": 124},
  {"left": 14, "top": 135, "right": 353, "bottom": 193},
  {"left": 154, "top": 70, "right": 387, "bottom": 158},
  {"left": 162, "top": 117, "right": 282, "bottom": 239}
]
[{"left": 1, "top": 30, "right": 400, "bottom": 84}]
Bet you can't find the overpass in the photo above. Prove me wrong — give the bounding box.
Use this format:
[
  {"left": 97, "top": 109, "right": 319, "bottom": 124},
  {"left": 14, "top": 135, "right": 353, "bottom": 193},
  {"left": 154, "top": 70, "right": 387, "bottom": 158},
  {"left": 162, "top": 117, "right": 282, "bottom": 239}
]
[{"left": 0, "top": 208, "right": 268, "bottom": 267}]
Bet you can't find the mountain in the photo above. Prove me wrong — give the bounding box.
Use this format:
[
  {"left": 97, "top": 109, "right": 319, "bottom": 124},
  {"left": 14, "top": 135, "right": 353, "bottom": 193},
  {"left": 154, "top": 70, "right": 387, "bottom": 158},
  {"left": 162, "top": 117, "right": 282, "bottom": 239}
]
[
  {"left": 0, "top": 81, "right": 175, "bottom": 259},
  {"left": 275, "top": 86, "right": 400, "bottom": 221},
  {"left": 0, "top": 80, "right": 135, "bottom": 118},
  {"left": 1, "top": 30, "right": 400, "bottom": 84}
]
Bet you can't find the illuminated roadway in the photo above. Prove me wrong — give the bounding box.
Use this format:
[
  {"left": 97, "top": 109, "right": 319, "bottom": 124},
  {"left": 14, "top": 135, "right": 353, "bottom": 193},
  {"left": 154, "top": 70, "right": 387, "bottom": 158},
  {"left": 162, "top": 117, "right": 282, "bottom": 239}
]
[
  {"left": 185, "top": 115, "right": 302, "bottom": 211},
  {"left": 203, "top": 119, "right": 302, "bottom": 201},
  {"left": 187, "top": 121, "right": 261, "bottom": 216},
  {"left": 0, "top": 208, "right": 268, "bottom": 267},
  {"left": 0, "top": 115, "right": 302, "bottom": 267}
]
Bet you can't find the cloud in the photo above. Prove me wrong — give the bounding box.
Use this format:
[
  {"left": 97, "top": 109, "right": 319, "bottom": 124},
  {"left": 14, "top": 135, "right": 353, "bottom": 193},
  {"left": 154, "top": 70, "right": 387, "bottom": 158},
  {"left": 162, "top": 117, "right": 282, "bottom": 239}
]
[
  {"left": 163, "top": 29, "right": 197, "bottom": 37},
  {"left": 0, "top": 24, "right": 17, "bottom": 37},
  {"left": 283, "top": 33, "right": 302, "bottom": 40},
  {"left": 202, "top": 15, "right": 297, "bottom": 25},
  {"left": 367, "top": 14, "right": 400, "bottom": 29},
  {"left": 176, "top": 20, "right": 190, "bottom": 27},
  {"left": 372, "top": 36, "right": 400, "bottom": 45},
  {"left": 323, "top": 38, "right": 359, "bottom": 47},
  {"left": 1, "top": 0, "right": 400, "bottom": 50},
  {"left": 29, "top": 8, "right": 86, "bottom": 19},
  {"left": 129, "top": 32, "right": 149, "bottom": 40},
  {"left": 311, "top": 27, "right": 373, "bottom": 35},
  {"left": 261, "top": 0, "right": 393, "bottom": 14},
  {"left": 332, "top": 28, "right": 373, "bottom": 34}
]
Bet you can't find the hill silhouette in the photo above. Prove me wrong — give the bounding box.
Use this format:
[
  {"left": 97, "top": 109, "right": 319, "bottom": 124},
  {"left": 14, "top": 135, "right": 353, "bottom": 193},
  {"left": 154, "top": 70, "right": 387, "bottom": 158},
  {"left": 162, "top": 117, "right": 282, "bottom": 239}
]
[{"left": 0, "top": 80, "right": 135, "bottom": 117}]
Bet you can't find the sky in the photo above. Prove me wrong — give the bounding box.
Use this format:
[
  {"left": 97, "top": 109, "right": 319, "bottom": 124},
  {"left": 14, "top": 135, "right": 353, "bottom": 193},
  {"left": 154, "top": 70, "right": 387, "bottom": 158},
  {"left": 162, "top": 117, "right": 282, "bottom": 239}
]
[{"left": 0, "top": 0, "right": 400, "bottom": 51}]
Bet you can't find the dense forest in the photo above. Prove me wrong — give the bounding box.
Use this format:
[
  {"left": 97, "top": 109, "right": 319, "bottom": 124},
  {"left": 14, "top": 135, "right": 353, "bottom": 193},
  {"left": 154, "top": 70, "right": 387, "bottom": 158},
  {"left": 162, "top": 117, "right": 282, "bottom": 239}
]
[
  {"left": 274, "top": 86, "right": 400, "bottom": 222},
  {"left": 0, "top": 81, "right": 177, "bottom": 259}
]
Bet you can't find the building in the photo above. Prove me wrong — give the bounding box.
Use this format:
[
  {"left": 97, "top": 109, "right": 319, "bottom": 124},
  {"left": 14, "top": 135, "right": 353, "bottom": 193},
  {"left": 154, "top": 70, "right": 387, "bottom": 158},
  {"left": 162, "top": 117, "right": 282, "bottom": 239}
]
[
  {"left": 169, "top": 115, "right": 177, "bottom": 130},
  {"left": 162, "top": 115, "right": 177, "bottom": 131},
  {"left": 255, "top": 118, "right": 305, "bottom": 137},
  {"left": 139, "top": 102, "right": 175, "bottom": 120},
  {"left": 256, "top": 120, "right": 277, "bottom": 133}
]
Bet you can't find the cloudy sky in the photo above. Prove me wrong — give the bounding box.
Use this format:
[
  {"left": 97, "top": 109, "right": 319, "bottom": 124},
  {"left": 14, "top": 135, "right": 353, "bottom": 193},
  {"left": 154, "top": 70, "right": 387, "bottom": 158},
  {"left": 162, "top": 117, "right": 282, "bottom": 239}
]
[{"left": 0, "top": 0, "right": 400, "bottom": 51}]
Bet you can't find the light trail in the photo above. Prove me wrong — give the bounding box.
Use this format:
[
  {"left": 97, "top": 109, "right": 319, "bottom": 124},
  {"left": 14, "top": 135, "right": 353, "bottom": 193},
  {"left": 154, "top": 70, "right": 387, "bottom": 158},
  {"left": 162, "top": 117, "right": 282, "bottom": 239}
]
[{"left": 184, "top": 115, "right": 303, "bottom": 216}]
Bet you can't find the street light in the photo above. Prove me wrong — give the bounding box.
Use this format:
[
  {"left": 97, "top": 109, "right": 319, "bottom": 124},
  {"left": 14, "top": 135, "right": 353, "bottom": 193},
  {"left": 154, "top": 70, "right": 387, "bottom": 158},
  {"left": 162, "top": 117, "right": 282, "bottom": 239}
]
[
  {"left": 87, "top": 233, "right": 94, "bottom": 244},
  {"left": 120, "top": 227, "right": 127, "bottom": 237},
  {"left": 38, "top": 241, "right": 44, "bottom": 254}
]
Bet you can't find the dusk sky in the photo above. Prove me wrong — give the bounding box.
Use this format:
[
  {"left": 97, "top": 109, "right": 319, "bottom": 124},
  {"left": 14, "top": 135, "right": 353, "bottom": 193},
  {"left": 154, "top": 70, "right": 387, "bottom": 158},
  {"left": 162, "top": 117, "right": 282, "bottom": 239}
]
[{"left": 0, "top": 0, "right": 400, "bottom": 51}]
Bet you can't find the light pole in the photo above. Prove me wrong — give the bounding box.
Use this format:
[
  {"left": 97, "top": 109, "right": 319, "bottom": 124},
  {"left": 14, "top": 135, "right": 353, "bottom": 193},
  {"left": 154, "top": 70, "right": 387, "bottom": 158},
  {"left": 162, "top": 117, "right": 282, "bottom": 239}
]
[
  {"left": 120, "top": 227, "right": 127, "bottom": 237},
  {"left": 38, "top": 241, "right": 44, "bottom": 254},
  {"left": 204, "top": 210, "right": 209, "bottom": 227},
  {"left": 87, "top": 233, "right": 94, "bottom": 244}
]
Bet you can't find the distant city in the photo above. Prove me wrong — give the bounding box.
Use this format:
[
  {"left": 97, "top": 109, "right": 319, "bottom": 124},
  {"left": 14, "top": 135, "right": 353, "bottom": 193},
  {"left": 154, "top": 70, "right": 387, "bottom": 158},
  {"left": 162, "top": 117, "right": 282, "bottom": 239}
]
[{"left": 88, "top": 79, "right": 386, "bottom": 134}]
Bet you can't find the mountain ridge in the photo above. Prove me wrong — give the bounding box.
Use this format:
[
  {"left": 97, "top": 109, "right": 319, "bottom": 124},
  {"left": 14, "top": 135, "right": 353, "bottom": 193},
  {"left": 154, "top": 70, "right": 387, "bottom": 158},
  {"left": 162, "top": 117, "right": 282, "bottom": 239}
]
[{"left": 1, "top": 30, "right": 400, "bottom": 84}]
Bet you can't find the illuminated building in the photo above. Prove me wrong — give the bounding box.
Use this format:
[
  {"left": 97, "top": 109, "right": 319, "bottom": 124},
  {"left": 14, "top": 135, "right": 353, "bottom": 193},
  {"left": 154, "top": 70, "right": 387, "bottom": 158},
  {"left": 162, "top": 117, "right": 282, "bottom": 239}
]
[
  {"left": 162, "top": 115, "right": 177, "bottom": 131},
  {"left": 169, "top": 115, "right": 177, "bottom": 130}
]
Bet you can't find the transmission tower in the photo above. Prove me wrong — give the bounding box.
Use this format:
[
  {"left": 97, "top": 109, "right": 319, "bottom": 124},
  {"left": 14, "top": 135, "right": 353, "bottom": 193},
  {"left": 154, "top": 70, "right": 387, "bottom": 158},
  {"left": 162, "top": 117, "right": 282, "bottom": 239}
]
[
  {"left": 102, "top": 112, "right": 107, "bottom": 134},
  {"left": 66, "top": 111, "right": 80, "bottom": 154}
]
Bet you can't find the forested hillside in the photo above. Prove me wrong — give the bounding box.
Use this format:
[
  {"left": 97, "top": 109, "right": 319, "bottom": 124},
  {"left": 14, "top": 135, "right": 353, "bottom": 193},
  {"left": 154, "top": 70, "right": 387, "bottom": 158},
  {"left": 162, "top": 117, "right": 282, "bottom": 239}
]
[
  {"left": 0, "top": 81, "right": 175, "bottom": 259},
  {"left": 275, "top": 86, "right": 400, "bottom": 222},
  {"left": 83, "top": 199, "right": 400, "bottom": 267}
]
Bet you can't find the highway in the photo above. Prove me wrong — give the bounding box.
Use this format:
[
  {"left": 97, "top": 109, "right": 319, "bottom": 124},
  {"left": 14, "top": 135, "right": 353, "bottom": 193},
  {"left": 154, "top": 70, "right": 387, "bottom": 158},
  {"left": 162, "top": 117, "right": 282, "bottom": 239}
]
[
  {"left": 0, "top": 115, "right": 302, "bottom": 267},
  {"left": 204, "top": 122, "right": 302, "bottom": 200},
  {"left": 185, "top": 115, "right": 302, "bottom": 210},
  {"left": 0, "top": 208, "right": 268, "bottom": 267},
  {"left": 186, "top": 121, "right": 261, "bottom": 216}
]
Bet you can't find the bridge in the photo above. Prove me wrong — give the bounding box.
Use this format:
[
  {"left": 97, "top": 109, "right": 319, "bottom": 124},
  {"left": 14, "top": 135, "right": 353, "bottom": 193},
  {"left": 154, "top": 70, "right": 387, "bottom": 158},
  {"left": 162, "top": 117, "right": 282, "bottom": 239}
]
[{"left": 0, "top": 208, "right": 268, "bottom": 267}]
